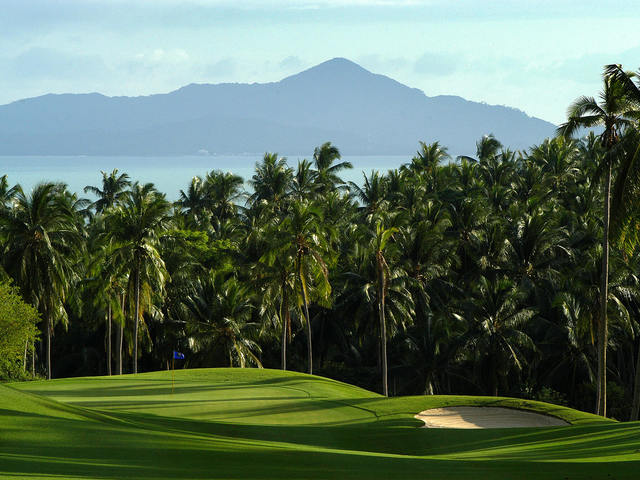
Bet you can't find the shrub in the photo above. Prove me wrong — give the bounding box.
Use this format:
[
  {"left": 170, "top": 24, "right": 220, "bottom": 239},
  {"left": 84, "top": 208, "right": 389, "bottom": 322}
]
[{"left": 0, "top": 283, "right": 40, "bottom": 381}]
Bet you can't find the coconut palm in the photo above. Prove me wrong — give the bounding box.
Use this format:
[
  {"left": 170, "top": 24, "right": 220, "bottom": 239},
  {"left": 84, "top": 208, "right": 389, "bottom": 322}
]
[
  {"left": 461, "top": 276, "right": 536, "bottom": 396},
  {"left": 248, "top": 153, "right": 293, "bottom": 215},
  {"left": 403, "top": 141, "right": 450, "bottom": 177},
  {"left": 349, "top": 171, "right": 388, "bottom": 217},
  {"left": 106, "top": 182, "right": 171, "bottom": 374},
  {"left": 545, "top": 291, "right": 596, "bottom": 404},
  {"left": 312, "top": 142, "right": 352, "bottom": 193},
  {"left": 339, "top": 217, "right": 414, "bottom": 396},
  {"left": 529, "top": 137, "right": 581, "bottom": 198},
  {"left": 373, "top": 221, "right": 399, "bottom": 397},
  {"left": 84, "top": 222, "right": 130, "bottom": 376},
  {"left": 204, "top": 170, "right": 245, "bottom": 222},
  {"left": 558, "top": 69, "right": 640, "bottom": 416},
  {"left": 254, "top": 221, "right": 297, "bottom": 370},
  {"left": 184, "top": 272, "right": 261, "bottom": 368},
  {"left": 176, "top": 176, "right": 208, "bottom": 226},
  {"left": 291, "top": 159, "right": 317, "bottom": 200},
  {"left": 0, "top": 182, "right": 84, "bottom": 379},
  {"left": 0, "top": 175, "right": 17, "bottom": 211},
  {"left": 502, "top": 209, "right": 569, "bottom": 293},
  {"left": 262, "top": 200, "right": 332, "bottom": 374},
  {"left": 84, "top": 169, "right": 131, "bottom": 215},
  {"left": 395, "top": 208, "right": 453, "bottom": 395},
  {"left": 458, "top": 134, "right": 503, "bottom": 164}
]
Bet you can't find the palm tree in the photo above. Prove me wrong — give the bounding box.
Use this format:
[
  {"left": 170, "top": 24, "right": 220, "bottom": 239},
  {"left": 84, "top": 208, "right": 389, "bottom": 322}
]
[
  {"left": 529, "top": 137, "right": 580, "bottom": 197},
  {"left": 404, "top": 141, "right": 450, "bottom": 176},
  {"left": 349, "top": 171, "right": 388, "bottom": 217},
  {"left": 502, "top": 209, "right": 568, "bottom": 293},
  {"left": 462, "top": 276, "right": 536, "bottom": 396},
  {"left": 262, "top": 200, "right": 332, "bottom": 374},
  {"left": 0, "top": 182, "right": 84, "bottom": 379},
  {"left": 291, "top": 159, "right": 317, "bottom": 200},
  {"left": 457, "top": 134, "right": 503, "bottom": 165},
  {"left": 204, "top": 170, "right": 245, "bottom": 222},
  {"left": 596, "top": 67, "right": 640, "bottom": 417},
  {"left": 339, "top": 218, "right": 414, "bottom": 396},
  {"left": 255, "top": 233, "right": 296, "bottom": 371},
  {"left": 106, "top": 182, "right": 171, "bottom": 374},
  {"left": 545, "top": 291, "right": 596, "bottom": 405},
  {"left": 248, "top": 153, "right": 293, "bottom": 215},
  {"left": 85, "top": 224, "right": 129, "bottom": 376},
  {"left": 312, "top": 142, "right": 352, "bottom": 193},
  {"left": 176, "top": 176, "right": 208, "bottom": 226},
  {"left": 0, "top": 175, "right": 17, "bottom": 211},
  {"left": 84, "top": 170, "right": 132, "bottom": 375},
  {"left": 373, "top": 221, "right": 398, "bottom": 397},
  {"left": 84, "top": 169, "right": 131, "bottom": 215},
  {"left": 558, "top": 69, "right": 640, "bottom": 416},
  {"left": 184, "top": 272, "right": 261, "bottom": 367}
]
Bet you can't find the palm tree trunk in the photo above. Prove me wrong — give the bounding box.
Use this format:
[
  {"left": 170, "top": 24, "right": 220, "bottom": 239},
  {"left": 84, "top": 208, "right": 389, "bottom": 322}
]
[
  {"left": 571, "top": 364, "right": 577, "bottom": 405},
  {"left": 280, "top": 287, "right": 287, "bottom": 371},
  {"left": 298, "top": 256, "right": 312, "bottom": 375},
  {"left": 133, "top": 264, "right": 140, "bottom": 375},
  {"left": 491, "top": 360, "right": 499, "bottom": 397},
  {"left": 118, "top": 293, "right": 124, "bottom": 375},
  {"left": 23, "top": 339, "right": 28, "bottom": 373},
  {"left": 107, "top": 302, "right": 112, "bottom": 376},
  {"left": 46, "top": 317, "right": 52, "bottom": 380},
  {"left": 631, "top": 338, "right": 640, "bottom": 420},
  {"left": 597, "top": 162, "right": 611, "bottom": 416},
  {"left": 379, "top": 268, "right": 388, "bottom": 397}
]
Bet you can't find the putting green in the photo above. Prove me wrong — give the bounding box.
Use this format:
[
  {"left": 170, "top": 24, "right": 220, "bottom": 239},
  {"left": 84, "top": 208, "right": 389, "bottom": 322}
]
[{"left": 2, "top": 368, "right": 640, "bottom": 479}]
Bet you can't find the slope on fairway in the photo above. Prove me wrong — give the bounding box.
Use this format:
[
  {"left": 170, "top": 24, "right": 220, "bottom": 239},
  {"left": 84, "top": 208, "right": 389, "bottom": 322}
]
[{"left": 3, "top": 368, "right": 640, "bottom": 480}]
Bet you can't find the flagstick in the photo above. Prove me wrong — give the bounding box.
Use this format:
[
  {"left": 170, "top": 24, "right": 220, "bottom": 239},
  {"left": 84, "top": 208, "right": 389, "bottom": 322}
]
[{"left": 171, "top": 356, "right": 174, "bottom": 394}]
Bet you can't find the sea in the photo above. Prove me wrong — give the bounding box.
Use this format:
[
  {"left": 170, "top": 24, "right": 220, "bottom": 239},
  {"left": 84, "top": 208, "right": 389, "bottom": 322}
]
[{"left": 0, "top": 155, "right": 410, "bottom": 201}]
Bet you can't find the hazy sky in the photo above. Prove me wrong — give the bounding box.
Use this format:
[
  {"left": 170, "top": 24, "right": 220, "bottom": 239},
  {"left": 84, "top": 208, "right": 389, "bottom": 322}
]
[{"left": 1, "top": 0, "right": 638, "bottom": 124}]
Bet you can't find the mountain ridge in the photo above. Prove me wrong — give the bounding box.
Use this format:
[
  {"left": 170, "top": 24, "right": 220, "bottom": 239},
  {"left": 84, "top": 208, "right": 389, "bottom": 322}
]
[{"left": 0, "top": 57, "right": 556, "bottom": 156}]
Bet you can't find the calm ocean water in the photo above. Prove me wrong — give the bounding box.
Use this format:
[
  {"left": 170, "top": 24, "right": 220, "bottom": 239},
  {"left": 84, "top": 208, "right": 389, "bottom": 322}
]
[{"left": 0, "top": 155, "right": 410, "bottom": 200}]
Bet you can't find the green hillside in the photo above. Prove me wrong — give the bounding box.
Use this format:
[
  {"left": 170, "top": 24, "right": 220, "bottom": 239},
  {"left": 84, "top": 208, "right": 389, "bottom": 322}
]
[{"left": 2, "top": 368, "right": 639, "bottom": 479}]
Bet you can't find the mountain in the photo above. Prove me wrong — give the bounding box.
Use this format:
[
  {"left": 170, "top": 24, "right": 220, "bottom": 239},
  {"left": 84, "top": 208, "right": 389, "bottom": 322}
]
[{"left": 0, "top": 58, "right": 556, "bottom": 156}]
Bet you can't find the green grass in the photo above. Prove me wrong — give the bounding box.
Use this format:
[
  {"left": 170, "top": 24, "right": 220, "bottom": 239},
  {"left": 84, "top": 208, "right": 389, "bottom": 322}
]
[{"left": 2, "top": 368, "right": 639, "bottom": 479}]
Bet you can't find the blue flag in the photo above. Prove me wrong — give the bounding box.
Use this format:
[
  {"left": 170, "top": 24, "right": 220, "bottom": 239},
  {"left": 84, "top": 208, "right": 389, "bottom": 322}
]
[{"left": 173, "top": 351, "right": 185, "bottom": 360}]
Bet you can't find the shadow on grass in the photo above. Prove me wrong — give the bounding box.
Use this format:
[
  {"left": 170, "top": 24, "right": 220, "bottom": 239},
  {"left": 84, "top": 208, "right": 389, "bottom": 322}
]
[
  {"left": 2, "top": 422, "right": 637, "bottom": 480},
  {"left": 17, "top": 376, "right": 330, "bottom": 401},
  {"left": 105, "top": 404, "right": 640, "bottom": 461},
  {"left": 3, "top": 382, "right": 640, "bottom": 479}
]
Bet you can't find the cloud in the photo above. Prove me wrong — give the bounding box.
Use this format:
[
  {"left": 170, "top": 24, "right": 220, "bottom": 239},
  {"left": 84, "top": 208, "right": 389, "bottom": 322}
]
[
  {"left": 2, "top": 47, "right": 107, "bottom": 83},
  {"left": 279, "top": 55, "right": 304, "bottom": 71},
  {"left": 413, "top": 52, "right": 458, "bottom": 76},
  {"left": 358, "top": 54, "right": 409, "bottom": 73},
  {"left": 135, "top": 48, "right": 191, "bottom": 66},
  {"left": 203, "top": 58, "right": 237, "bottom": 78},
  {"left": 540, "top": 45, "right": 640, "bottom": 84},
  {"left": 120, "top": 48, "right": 195, "bottom": 78}
]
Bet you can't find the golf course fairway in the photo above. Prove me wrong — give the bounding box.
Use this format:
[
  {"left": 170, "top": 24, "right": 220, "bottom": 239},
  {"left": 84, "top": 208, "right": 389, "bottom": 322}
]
[{"left": 2, "top": 368, "right": 640, "bottom": 479}]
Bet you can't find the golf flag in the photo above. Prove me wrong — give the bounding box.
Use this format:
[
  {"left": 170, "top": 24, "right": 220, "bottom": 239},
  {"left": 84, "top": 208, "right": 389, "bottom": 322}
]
[{"left": 173, "top": 351, "right": 185, "bottom": 360}]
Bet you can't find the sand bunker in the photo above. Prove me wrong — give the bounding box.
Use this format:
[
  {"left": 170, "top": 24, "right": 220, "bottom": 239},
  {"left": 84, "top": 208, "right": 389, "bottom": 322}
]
[{"left": 415, "top": 406, "right": 569, "bottom": 429}]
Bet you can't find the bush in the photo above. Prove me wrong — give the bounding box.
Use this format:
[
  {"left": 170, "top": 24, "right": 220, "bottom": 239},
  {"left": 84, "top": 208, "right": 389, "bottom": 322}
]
[
  {"left": 534, "top": 387, "right": 569, "bottom": 406},
  {"left": 0, "top": 283, "right": 40, "bottom": 381}
]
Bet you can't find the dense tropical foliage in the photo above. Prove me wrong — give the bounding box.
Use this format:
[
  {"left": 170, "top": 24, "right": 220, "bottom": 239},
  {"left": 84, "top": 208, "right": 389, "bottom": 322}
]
[
  {"left": 0, "top": 282, "right": 39, "bottom": 380},
  {"left": 3, "top": 65, "right": 640, "bottom": 420}
]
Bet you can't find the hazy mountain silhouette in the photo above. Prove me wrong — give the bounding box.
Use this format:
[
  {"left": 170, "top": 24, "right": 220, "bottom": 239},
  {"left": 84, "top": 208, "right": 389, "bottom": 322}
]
[{"left": 0, "top": 57, "right": 556, "bottom": 156}]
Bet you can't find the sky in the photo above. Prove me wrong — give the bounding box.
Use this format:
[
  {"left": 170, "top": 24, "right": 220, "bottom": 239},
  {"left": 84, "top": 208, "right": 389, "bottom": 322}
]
[{"left": 1, "top": 0, "right": 639, "bottom": 125}]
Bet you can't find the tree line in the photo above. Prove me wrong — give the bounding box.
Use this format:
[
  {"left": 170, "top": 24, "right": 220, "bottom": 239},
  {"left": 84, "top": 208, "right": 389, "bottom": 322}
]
[{"left": 2, "top": 65, "right": 640, "bottom": 420}]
